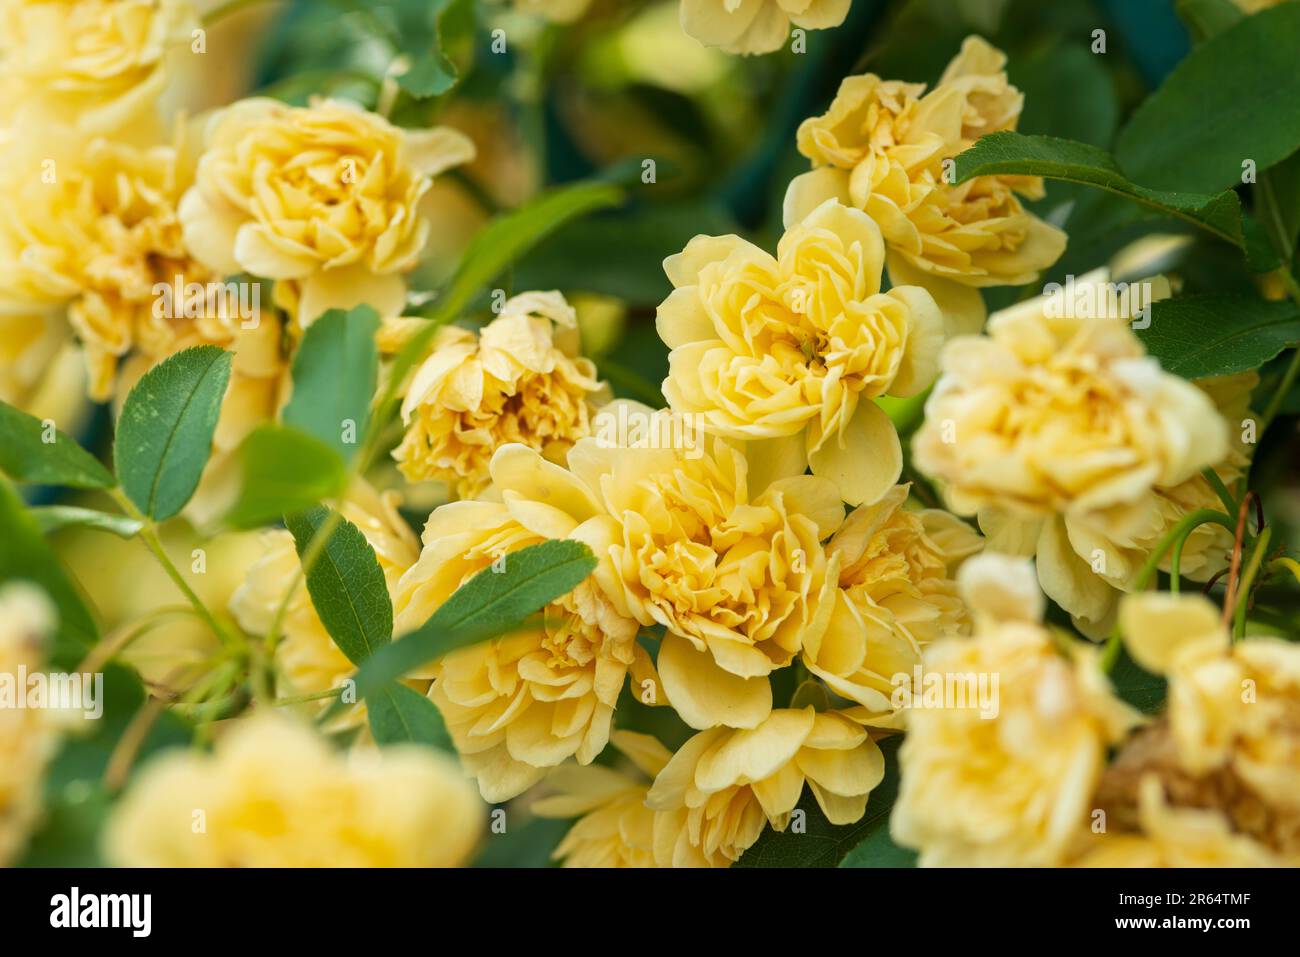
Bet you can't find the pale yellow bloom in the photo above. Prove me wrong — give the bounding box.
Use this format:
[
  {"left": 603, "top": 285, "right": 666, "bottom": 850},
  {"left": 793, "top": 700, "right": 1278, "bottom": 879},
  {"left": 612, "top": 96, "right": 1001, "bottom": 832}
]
[
  {"left": 912, "top": 272, "right": 1233, "bottom": 636},
  {"left": 0, "top": 123, "right": 225, "bottom": 400},
  {"left": 679, "top": 0, "right": 851, "bottom": 56},
  {"left": 803, "top": 484, "right": 982, "bottom": 723},
  {"left": 179, "top": 98, "right": 475, "bottom": 326},
  {"left": 1074, "top": 775, "right": 1284, "bottom": 867},
  {"left": 392, "top": 458, "right": 641, "bottom": 803},
  {"left": 0, "top": 584, "right": 60, "bottom": 866},
  {"left": 105, "top": 714, "right": 484, "bottom": 866},
  {"left": 0, "top": 0, "right": 197, "bottom": 134},
  {"left": 646, "top": 707, "right": 884, "bottom": 866},
  {"left": 393, "top": 291, "right": 609, "bottom": 500},
  {"left": 785, "top": 36, "right": 1066, "bottom": 332},
  {"left": 229, "top": 482, "right": 419, "bottom": 729},
  {"left": 0, "top": 311, "right": 85, "bottom": 421},
  {"left": 489, "top": 407, "right": 844, "bottom": 729},
  {"left": 892, "top": 555, "right": 1139, "bottom": 866},
  {"left": 533, "top": 730, "right": 671, "bottom": 867},
  {"left": 658, "top": 199, "right": 945, "bottom": 505},
  {"left": 1121, "top": 594, "right": 1300, "bottom": 828}
]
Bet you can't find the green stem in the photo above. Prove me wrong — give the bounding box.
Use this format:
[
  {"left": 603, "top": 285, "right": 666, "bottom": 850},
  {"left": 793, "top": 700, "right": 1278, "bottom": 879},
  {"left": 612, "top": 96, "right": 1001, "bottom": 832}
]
[
  {"left": 202, "top": 0, "right": 278, "bottom": 27},
  {"left": 1101, "top": 507, "right": 1235, "bottom": 671},
  {"left": 1201, "top": 467, "right": 1237, "bottom": 516},
  {"left": 1233, "top": 527, "right": 1272, "bottom": 638},
  {"left": 272, "top": 686, "right": 345, "bottom": 707},
  {"left": 112, "top": 491, "right": 237, "bottom": 651},
  {"left": 1260, "top": 346, "right": 1300, "bottom": 430}
]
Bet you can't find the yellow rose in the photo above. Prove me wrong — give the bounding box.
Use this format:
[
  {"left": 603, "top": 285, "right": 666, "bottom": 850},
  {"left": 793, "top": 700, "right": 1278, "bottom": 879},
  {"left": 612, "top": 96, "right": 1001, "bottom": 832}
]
[
  {"left": 1120, "top": 594, "right": 1300, "bottom": 833},
  {"left": 393, "top": 291, "right": 609, "bottom": 500},
  {"left": 678, "top": 0, "right": 851, "bottom": 56},
  {"left": 0, "top": 311, "right": 85, "bottom": 421},
  {"left": 658, "top": 199, "right": 945, "bottom": 505},
  {"left": 0, "top": 123, "right": 222, "bottom": 400},
  {"left": 0, "top": 583, "right": 60, "bottom": 866},
  {"left": 229, "top": 482, "right": 419, "bottom": 729},
  {"left": 179, "top": 98, "right": 475, "bottom": 326},
  {"left": 912, "top": 272, "right": 1232, "bottom": 635},
  {"left": 0, "top": 0, "right": 197, "bottom": 134},
  {"left": 1074, "top": 775, "right": 1284, "bottom": 867},
  {"left": 105, "top": 714, "right": 484, "bottom": 866},
  {"left": 784, "top": 36, "right": 1066, "bottom": 333},
  {"left": 803, "top": 483, "right": 982, "bottom": 723},
  {"left": 533, "top": 730, "right": 671, "bottom": 867},
  {"left": 392, "top": 455, "right": 641, "bottom": 802},
  {"left": 489, "top": 406, "right": 844, "bottom": 729},
  {"left": 891, "top": 554, "right": 1139, "bottom": 866},
  {"left": 645, "top": 707, "right": 884, "bottom": 866}
]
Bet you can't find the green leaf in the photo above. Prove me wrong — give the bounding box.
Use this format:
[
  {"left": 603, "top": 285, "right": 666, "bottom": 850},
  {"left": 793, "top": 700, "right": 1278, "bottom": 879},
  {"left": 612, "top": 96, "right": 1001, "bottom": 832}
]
[
  {"left": 356, "top": 539, "right": 597, "bottom": 693},
  {"left": 735, "top": 737, "right": 915, "bottom": 868},
  {"left": 1259, "top": 149, "right": 1300, "bottom": 268},
  {"left": 0, "top": 400, "right": 114, "bottom": 489},
  {"left": 30, "top": 506, "right": 142, "bottom": 539},
  {"left": 367, "top": 681, "right": 453, "bottom": 751},
  {"left": 1175, "top": 0, "right": 1243, "bottom": 43},
  {"left": 285, "top": 506, "right": 392, "bottom": 666},
  {"left": 282, "top": 306, "right": 380, "bottom": 460},
  {"left": 1109, "top": 646, "right": 1168, "bottom": 715},
  {"left": 387, "top": 180, "right": 624, "bottom": 406},
  {"left": 224, "top": 424, "right": 348, "bottom": 529},
  {"left": 1116, "top": 4, "right": 1300, "bottom": 193},
  {"left": 954, "top": 132, "right": 1277, "bottom": 271},
  {"left": 1138, "top": 296, "right": 1300, "bottom": 379},
  {"left": 0, "top": 479, "right": 98, "bottom": 665},
  {"left": 114, "top": 345, "right": 232, "bottom": 521}
]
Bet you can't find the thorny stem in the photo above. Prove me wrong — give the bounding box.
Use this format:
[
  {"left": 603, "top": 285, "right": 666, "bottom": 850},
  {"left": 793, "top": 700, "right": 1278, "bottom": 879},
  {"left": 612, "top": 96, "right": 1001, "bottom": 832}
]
[
  {"left": 1220, "top": 492, "right": 1260, "bottom": 630},
  {"left": 1233, "top": 527, "right": 1272, "bottom": 638}
]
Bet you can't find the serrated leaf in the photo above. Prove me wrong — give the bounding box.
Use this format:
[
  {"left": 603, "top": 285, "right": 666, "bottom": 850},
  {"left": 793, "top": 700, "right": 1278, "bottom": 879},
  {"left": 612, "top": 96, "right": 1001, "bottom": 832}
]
[
  {"left": 356, "top": 539, "right": 597, "bottom": 694},
  {"left": 1139, "top": 296, "right": 1300, "bottom": 379},
  {"left": 954, "top": 132, "right": 1277, "bottom": 271},
  {"left": 0, "top": 480, "right": 98, "bottom": 665},
  {"left": 367, "top": 681, "right": 453, "bottom": 751},
  {"left": 30, "top": 506, "right": 142, "bottom": 539},
  {"left": 224, "top": 424, "right": 348, "bottom": 529},
  {"left": 1117, "top": 4, "right": 1300, "bottom": 193},
  {"left": 285, "top": 506, "right": 392, "bottom": 666},
  {"left": 0, "top": 400, "right": 114, "bottom": 490},
  {"left": 282, "top": 306, "right": 379, "bottom": 460},
  {"left": 114, "top": 346, "right": 232, "bottom": 521}
]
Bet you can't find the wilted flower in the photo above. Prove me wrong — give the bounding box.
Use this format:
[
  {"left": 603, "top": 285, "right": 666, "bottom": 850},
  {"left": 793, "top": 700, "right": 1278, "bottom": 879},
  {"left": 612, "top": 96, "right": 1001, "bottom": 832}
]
[
  {"left": 785, "top": 36, "right": 1066, "bottom": 332},
  {"left": 912, "top": 272, "right": 1232, "bottom": 635},
  {"left": 229, "top": 483, "right": 419, "bottom": 728},
  {"left": 891, "top": 555, "right": 1139, "bottom": 866},
  {"left": 645, "top": 707, "right": 884, "bottom": 866},
  {"left": 0, "top": 0, "right": 197, "bottom": 134},
  {"left": 533, "top": 731, "right": 671, "bottom": 868},
  {"left": 105, "top": 714, "right": 484, "bottom": 866},
  {"left": 803, "top": 484, "right": 982, "bottom": 723},
  {"left": 393, "top": 291, "right": 609, "bottom": 500},
  {"left": 391, "top": 452, "right": 641, "bottom": 803},
  {"left": 658, "top": 199, "right": 944, "bottom": 505},
  {"left": 0, "top": 583, "right": 59, "bottom": 866},
  {"left": 179, "top": 97, "right": 475, "bottom": 326},
  {"left": 678, "top": 0, "right": 851, "bottom": 56}
]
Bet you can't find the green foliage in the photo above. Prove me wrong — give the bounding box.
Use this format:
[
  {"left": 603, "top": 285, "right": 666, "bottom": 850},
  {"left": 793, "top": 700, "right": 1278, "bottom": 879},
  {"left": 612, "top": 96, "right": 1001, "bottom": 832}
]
[
  {"left": 286, "top": 506, "right": 393, "bottom": 666},
  {"left": 0, "top": 400, "right": 114, "bottom": 490},
  {"left": 1140, "top": 297, "right": 1300, "bottom": 379},
  {"left": 282, "top": 306, "right": 381, "bottom": 461},
  {"left": 30, "top": 506, "right": 142, "bottom": 539},
  {"left": 954, "top": 132, "right": 1277, "bottom": 270},
  {"left": 1116, "top": 4, "right": 1300, "bottom": 193},
  {"left": 114, "top": 346, "right": 232, "bottom": 521},
  {"left": 356, "top": 539, "right": 597, "bottom": 694},
  {"left": 367, "top": 681, "right": 454, "bottom": 751},
  {"left": 225, "top": 424, "right": 348, "bottom": 529}
]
